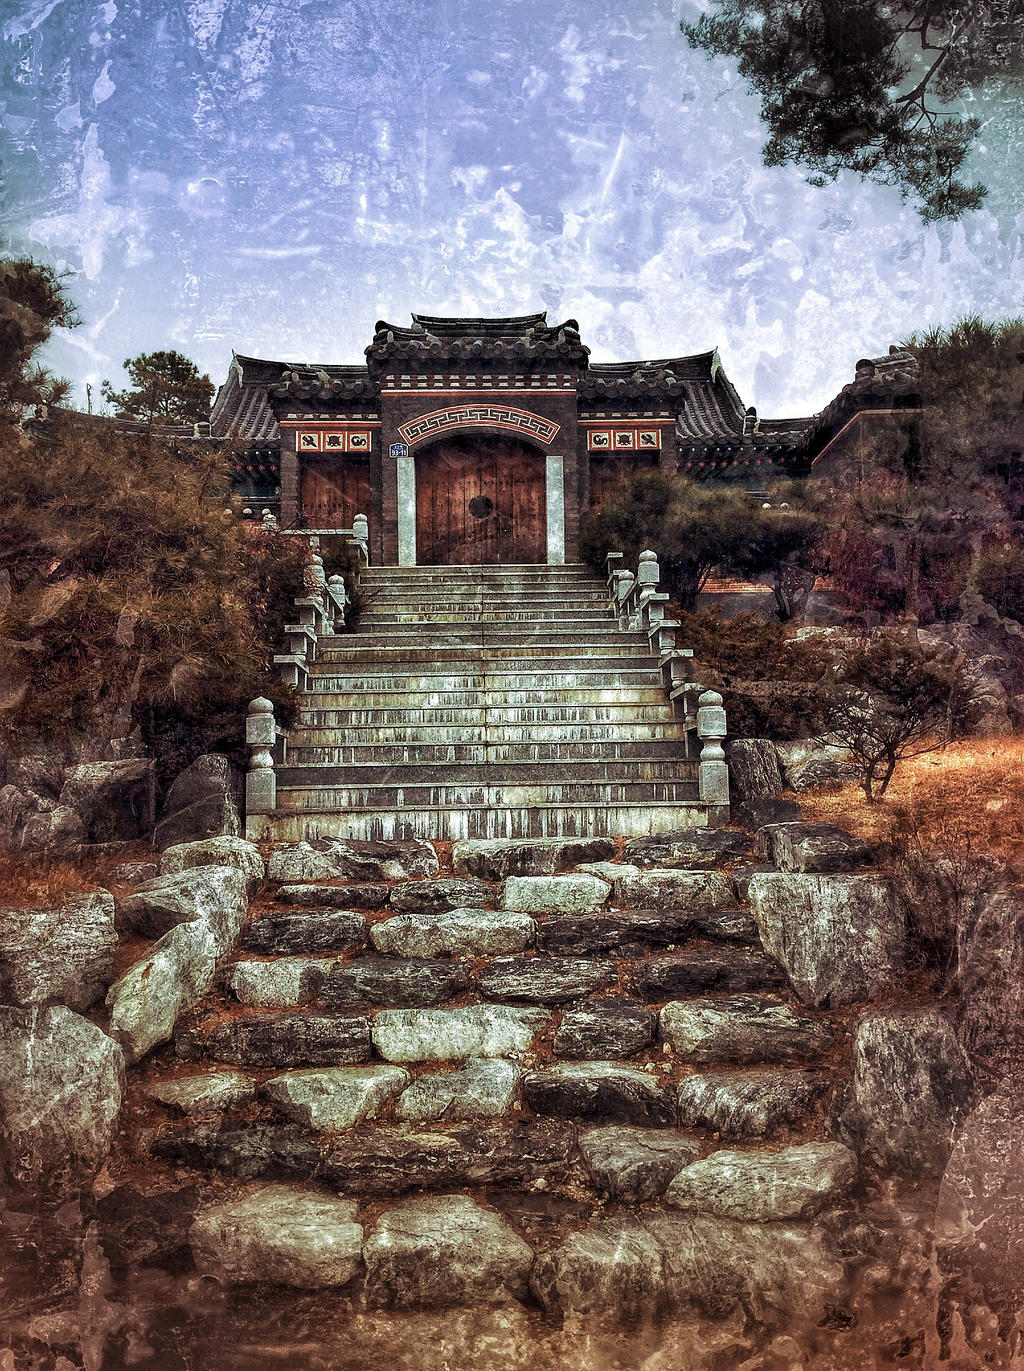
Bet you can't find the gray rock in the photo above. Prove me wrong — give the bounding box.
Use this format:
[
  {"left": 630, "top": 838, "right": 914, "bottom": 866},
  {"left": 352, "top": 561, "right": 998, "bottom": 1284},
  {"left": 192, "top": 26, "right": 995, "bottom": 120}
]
[
  {"left": 242, "top": 909, "right": 366, "bottom": 955},
  {"left": 153, "top": 754, "right": 243, "bottom": 851},
  {"left": 118, "top": 867, "right": 251, "bottom": 940},
  {"left": 612, "top": 869, "right": 735, "bottom": 912},
  {"left": 106, "top": 867, "right": 249, "bottom": 1062},
  {"left": 453, "top": 838, "right": 615, "bottom": 880},
  {"left": 660, "top": 996, "right": 834, "bottom": 1065},
  {"left": 554, "top": 999, "right": 656, "bottom": 1060},
  {"left": 532, "top": 1212, "right": 845, "bottom": 1323},
  {"left": 536, "top": 908, "right": 692, "bottom": 955},
  {"left": 500, "top": 873, "right": 610, "bottom": 913},
  {"left": 665, "top": 1141, "right": 859, "bottom": 1220},
  {"left": 227, "top": 957, "right": 336, "bottom": 1008},
  {"left": 6, "top": 753, "right": 63, "bottom": 796},
  {"left": 0, "top": 891, "right": 117, "bottom": 1010},
  {"left": 576, "top": 860, "right": 639, "bottom": 882},
  {"left": 692, "top": 905, "right": 762, "bottom": 943},
  {"left": 643, "top": 1211, "right": 846, "bottom": 1324},
  {"left": 371, "top": 907, "right": 534, "bottom": 958},
  {"left": 0, "top": 785, "right": 84, "bottom": 856},
  {"left": 396, "top": 1059, "right": 520, "bottom": 1123},
  {"left": 388, "top": 878, "right": 493, "bottom": 915},
  {"left": 190, "top": 1186, "right": 362, "bottom": 1288},
  {"left": 59, "top": 759, "right": 156, "bottom": 842},
  {"left": 176, "top": 1012, "right": 370, "bottom": 1068},
  {"left": 757, "top": 822, "right": 871, "bottom": 873},
  {"left": 936, "top": 1074, "right": 1024, "bottom": 1315},
  {"left": 622, "top": 829, "right": 754, "bottom": 869},
  {"left": 832, "top": 1009, "right": 976, "bottom": 1177},
  {"left": 0, "top": 1005, "right": 124, "bottom": 1188},
  {"left": 580, "top": 1126, "right": 700, "bottom": 1202},
  {"left": 523, "top": 1062, "right": 675, "bottom": 1126},
  {"left": 734, "top": 797, "right": 801, "bottom": 828},
  {"left": 725, "top": 739, "right": 784, "bottom": 801},
  {"left": 262, "top": 1064, "right": 409, "bottom": 1129},
  {"left": 785, "top": 756, "right": 861, "bottom": 792},
  {"left": 268, "top": 838, "right": 438, "bottom": 884},
  {"left": 956, "top": 887, "right": 1024, "bottom": 1067},
  {"left": 275, "top": 883, "right": 388, "bottom": 909},
  {"left": 316, "top": 957, "right": 470, "bottom": 1008},
  {"left": 630, "top": 948, "right": 786, "bottom": 1000},
  {"left": 530, "top": 1217, "right": 664, "bottom": 1321},
  {"left": 111, "top": 861, "right": 159, "bottom": 885},
  {"left": 144, "top": 1071, "right": 256, "bottom": 1116},
  {"left": 676, "top": 1069, "right": 829, "bottom": 1139},
  {"left": 748, "top": 872, "right": 905, "bottom": 1007},
  {"left": 732, "top": 865, "right": 777, "bottom": 901},
  {"left": 479, "top": 956, "right": 616, "bottom": 1004},
  {"left": 372, "top": 1005, "right": 548, "bottom": 1063},
  {"left": 364, "top": 1194, "right": 534, "bottom": 1308},
  {"left": 159, "top": 836, "right": 265, "bottom": 889}
]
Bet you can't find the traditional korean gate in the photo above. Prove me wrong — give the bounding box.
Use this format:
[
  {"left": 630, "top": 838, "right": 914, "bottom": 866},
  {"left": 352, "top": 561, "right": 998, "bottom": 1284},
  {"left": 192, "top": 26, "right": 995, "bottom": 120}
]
[
  {"left": 300, "top": 459, "right": 372, "bottom": 529},
  {"left": 415, "top": 434, "right": 546, "bottom": 565}
]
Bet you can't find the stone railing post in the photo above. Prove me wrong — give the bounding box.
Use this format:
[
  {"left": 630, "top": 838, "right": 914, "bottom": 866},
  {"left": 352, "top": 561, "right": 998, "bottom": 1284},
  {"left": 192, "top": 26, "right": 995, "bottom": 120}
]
[
  {"left": 245, "top": 697, "right": 278, "bottom": 815},
  {"left": 697, "top": 690, "right": 730, "bottom": 806},
  {"left": 352, "top": 512, "right": 369, "bottom": 566}
]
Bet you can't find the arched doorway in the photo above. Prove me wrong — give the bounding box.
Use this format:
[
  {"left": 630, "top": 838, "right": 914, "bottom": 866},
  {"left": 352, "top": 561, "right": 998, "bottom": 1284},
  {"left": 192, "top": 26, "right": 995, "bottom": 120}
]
[{"left": 415, "top": 433, "right": 547, "bottom": 564}]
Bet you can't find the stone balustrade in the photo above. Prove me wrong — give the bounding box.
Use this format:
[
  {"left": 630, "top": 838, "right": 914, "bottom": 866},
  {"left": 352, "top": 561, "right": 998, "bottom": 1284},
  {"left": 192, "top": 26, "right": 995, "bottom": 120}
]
[
  {"left": 605, "top": 549, "right": 729, "bottom": 812},
  {"left": 245, "top": 697, "right": 287, "bottom": 817}
]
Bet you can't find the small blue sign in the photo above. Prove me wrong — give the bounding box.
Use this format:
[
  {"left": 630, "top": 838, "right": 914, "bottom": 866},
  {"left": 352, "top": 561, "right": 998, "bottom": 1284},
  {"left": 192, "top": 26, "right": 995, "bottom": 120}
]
[{"left": 389, "top": 442, "right": 409, "bottom": 459}]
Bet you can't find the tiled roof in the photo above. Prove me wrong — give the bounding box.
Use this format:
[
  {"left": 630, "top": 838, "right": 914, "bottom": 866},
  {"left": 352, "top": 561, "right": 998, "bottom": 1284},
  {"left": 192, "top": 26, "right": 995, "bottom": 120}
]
[
  {"left": 803, "top": 347, "right": 920, "bottom": 451},
  {"left": 211, "top": 356, "right": 281, "bottom": 441}
]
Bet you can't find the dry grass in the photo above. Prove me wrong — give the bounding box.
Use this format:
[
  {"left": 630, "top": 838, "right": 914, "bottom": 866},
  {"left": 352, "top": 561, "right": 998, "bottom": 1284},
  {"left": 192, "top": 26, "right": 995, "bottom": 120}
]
[
  {"left": 797, "top": 735, "right": 1024, "bottom": 868},
  {"left": 0, "top": 841, "right": 153, "bottom": 907}
]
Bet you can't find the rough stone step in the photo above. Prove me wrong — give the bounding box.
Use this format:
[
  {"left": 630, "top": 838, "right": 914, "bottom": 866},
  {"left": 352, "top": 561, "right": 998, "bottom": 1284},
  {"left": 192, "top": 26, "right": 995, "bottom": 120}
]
[
  {"left": 580, "top": 1125, "right": 702, "bottom": 1202},
  {"left": 250, "top": 801, "right": 718, "bottom": 843},
  {"left": 371, "top": 908, "right": 536, "bottom": 958},
  {"left": 275, "top": 780, "right": 702, "bottom": 809},
  {"left": 628, "top": 948, "right": 787, "bottom": 999},
  {"left": 242, "top": 909, "right": 368, "bottom": 955},
  {"left": 394, "top": 1058, "right": 522, "bottom": 1123},
  {"left": 261, "top": 1064, "right": 411, "bottom": 1129},
  {"left": 371, "top": 1005, "right": 549, "bottom": 1061},
  {"left": 675, "top": 1069, "right": 831, "bottom": 1139},
  {"left": 659, "top": 995, "right": 835, "bottom": 1065},
  {"left": 523, "top": 1062, "right": 676, "bottom": 1126},
  {"left": 274, "top": 761, "right": 699, "bottom": 788},
  {"left": 663, "top": 1141, "right": 859, "bottom": 1221},
  {"left": 176, "top": 1011, "right": 373, "bottom": 1067},
  {"left": 151, "top": 1119, "right": 576, "bottom": 1193},
  {"left": 285, "top": 741, "right": 692, "bottom": 766},
  {"left": 227, "top": 956, "right": 471, "bottom": 1009}
]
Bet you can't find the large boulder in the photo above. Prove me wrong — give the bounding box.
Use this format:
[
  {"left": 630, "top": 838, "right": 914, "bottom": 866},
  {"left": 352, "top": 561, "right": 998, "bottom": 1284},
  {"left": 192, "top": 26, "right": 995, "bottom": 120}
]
[
  {"left": 268, "top": 838, "right": 438, "bottom": 883},
  {"left": 0, "top": 784, "right": 84, "bottom": 856},
  {"left": 936, "top": 1074, "right": 1024, "bottom": 1316},
  {"left": 58, "top": 759, "right": 156, "bottom": 843},
  {"left": 159, "top": 836, "right": 265, "bottom": 889},
  {"left": 106, "top": 866, "right": 248, "bottom": 1062},
  {"left": 0, "top": 1006, "right": 124, "bottom": 1189},
  {"left": 756, "top": 822, "right": 871, "bottom": 874},
  {"left": 725, "top": 739, "right": 784, "bottom": 801},
  {"left": 153, "top": 754, "right": 243, "bottom": 851},
  {"left": 955, "top": 886, "right": 1024, "bottom": 1068},
  {"left": 191, "top": 1186, "right": 362, "bottom": 1288},
  {"left": 0, "top": 891, "right": 117, "bottom": 1010},
  {"left": 119, "top": 866, "right": 253, "bottom": 940},
  {"left": 832, "top": 1009, "right": 976, "bottom": 1178},
  {"left": 748, "top": 872, "right": 905, "bottom": 1007},
  {"left": 363, "top": 1195, "right": 533, "bottom": 1308}
]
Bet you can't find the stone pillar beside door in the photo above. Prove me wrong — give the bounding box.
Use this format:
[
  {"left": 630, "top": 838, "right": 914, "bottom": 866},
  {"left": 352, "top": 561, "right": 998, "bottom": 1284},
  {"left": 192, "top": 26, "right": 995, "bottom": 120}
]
[
  {"left": 397, "top": 451, "right": 417, "bottom": 566},
  {"left": 546, "top": 453, "right": 565, "bottom": 566}
]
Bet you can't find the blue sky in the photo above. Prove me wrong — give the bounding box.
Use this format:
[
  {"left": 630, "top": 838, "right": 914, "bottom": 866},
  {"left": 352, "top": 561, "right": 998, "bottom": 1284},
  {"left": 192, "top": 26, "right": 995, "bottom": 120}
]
[{"left": 2, "top": 0, "right": 1022, "bottom": 417}]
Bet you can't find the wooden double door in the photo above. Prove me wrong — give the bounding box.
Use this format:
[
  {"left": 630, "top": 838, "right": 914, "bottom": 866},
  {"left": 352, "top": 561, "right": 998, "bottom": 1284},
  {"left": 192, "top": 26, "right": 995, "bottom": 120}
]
[
  {"left": 416, "top": 434, "right": 546, "bottom": 565},
  {"left": 300, "top": 459, "right": 372, "bottom": 530}
]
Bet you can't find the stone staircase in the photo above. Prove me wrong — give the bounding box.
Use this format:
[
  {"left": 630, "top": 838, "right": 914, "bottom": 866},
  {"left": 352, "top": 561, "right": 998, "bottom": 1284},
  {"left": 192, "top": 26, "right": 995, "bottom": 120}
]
[
  {"left": 257, "top": 564, "right": 713, "bottom": 842},
  {"left": 135, "top": 834, "right": 865, "bottom": 1318}
]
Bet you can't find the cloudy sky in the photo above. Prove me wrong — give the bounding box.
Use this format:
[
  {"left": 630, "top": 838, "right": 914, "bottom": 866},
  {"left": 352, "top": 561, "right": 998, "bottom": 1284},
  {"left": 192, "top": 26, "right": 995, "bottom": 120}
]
[{"left": 1, "top": 0, "right": 1022, "bottom": 418}]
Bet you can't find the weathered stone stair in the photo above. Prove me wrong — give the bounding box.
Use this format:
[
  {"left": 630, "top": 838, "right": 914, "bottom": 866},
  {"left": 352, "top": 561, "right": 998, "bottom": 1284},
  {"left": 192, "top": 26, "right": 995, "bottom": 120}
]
[
  {"left": 259, "top": 564, "right": 711, "bottom": 841},
  {"left": 134, "top": 833, "right": 866, "bottom": 1318}
]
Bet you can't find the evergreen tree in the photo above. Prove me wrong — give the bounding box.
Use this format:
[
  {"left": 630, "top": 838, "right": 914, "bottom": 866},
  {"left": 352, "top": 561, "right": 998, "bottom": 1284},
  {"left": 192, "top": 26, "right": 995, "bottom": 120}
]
[
  {"left": 682, "top": 1, "right": 1024, "bottom": 219},
  {"left": 101, "top": 349, "right": 214, "bottom": 427}
]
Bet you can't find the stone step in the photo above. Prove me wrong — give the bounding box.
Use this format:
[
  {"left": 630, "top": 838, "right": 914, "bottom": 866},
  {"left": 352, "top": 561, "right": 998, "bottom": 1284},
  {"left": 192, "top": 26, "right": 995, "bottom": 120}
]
[
  {"left": 286, "top": 740, "right": 692, "bottom": 765},
  {"left": 306, "top": 652, "right": 657, "bottom": 674},
  {"left": 315, "top": 643, "right": 654, "bottom": 662},
  {"left": 304, "top": 669, "right": 665, "bottom": 691},
  {"left": 291, "top": 722, "right": 690, "bottom": 746},
  {"left": 359, "top": 565, "right": 598, "bottom": 582},
  {"left": 358, "top": 593, "right": 615, "bottom": 611},
  {"left": 359, "top": 611, "right": 618, "bottom": 625},
  {"left": 275, "top": 780, "right": 701, "bottom": 810},
  {"left": 275, "top": 760, "right": 699, "bottom": 788},
  {"left": 249, "top": 801, "right": 716, "bottom": 841},
  {"left": 295, "top": 705, "right": 683, "bottom": 727}
]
